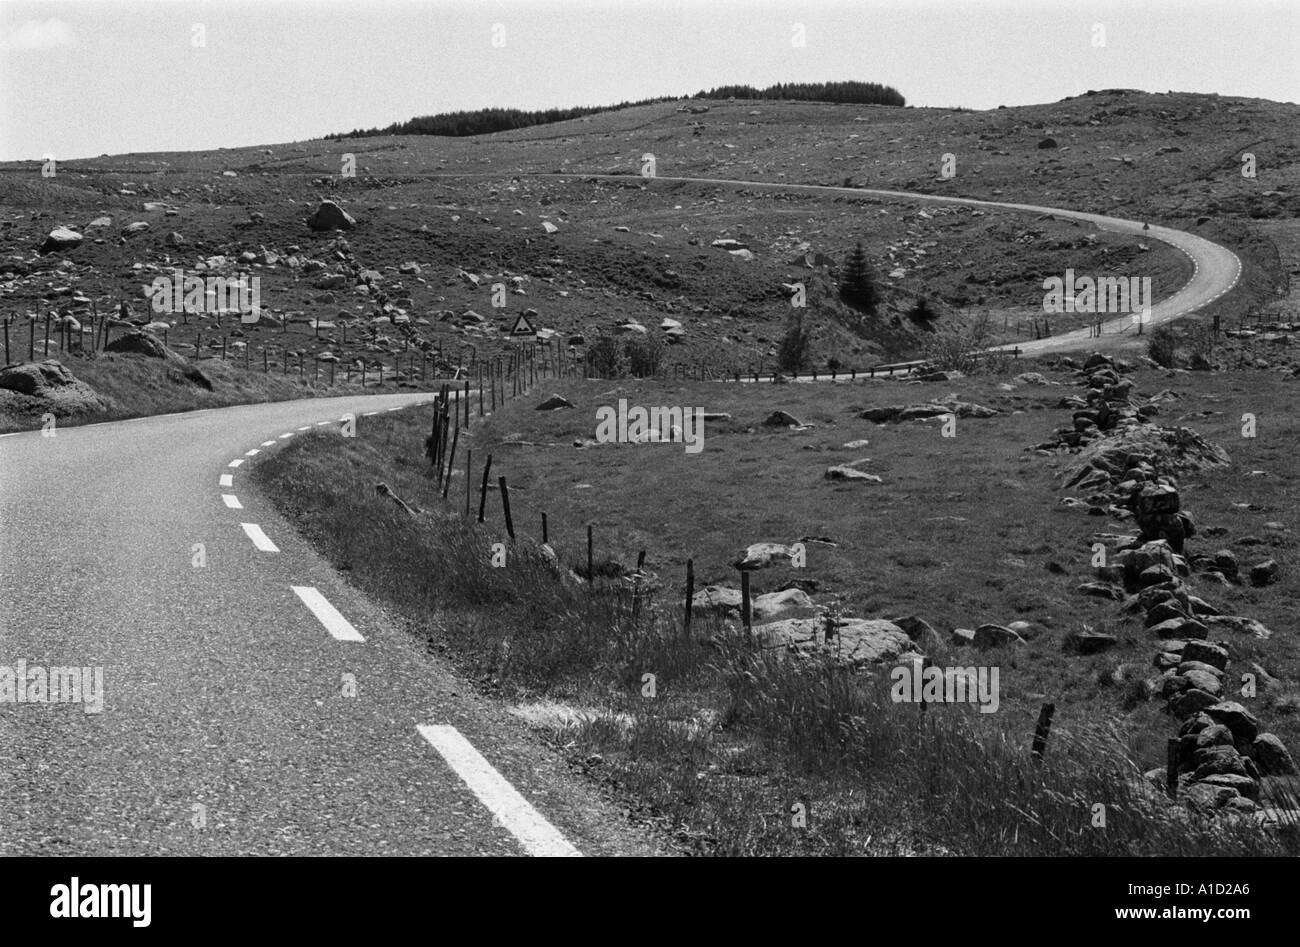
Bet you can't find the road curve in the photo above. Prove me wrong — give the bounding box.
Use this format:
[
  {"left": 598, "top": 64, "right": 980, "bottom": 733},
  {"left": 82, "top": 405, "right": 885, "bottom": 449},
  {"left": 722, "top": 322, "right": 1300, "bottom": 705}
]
[
  {"left": 549, "top": 173, "right": 1243, "bottom": 357},
  {"left": 0, "top": 393, "right": 665, "bottom": 856}
]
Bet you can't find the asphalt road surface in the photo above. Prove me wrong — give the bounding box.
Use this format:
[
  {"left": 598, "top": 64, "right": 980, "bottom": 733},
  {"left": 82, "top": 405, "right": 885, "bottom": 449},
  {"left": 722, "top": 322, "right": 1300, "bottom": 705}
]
[{"left": 0, "top": 394, "right": 667, "bottom": 856}]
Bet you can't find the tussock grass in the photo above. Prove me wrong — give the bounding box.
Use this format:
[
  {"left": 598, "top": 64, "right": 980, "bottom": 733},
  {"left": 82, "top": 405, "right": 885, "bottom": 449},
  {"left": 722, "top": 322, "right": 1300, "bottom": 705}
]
[{"left": 251, "top": 369, "right": 1299, "bottom": 856}]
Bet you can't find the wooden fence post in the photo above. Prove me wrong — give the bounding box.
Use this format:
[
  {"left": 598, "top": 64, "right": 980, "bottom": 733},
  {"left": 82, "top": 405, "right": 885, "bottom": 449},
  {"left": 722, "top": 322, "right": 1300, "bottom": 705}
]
[
  {"left": 477, "top": 454, "right": 492, "bottom": 523},
  {"left": 587, "top": 525, "right": 594, "bottom": 584},
  {"left": 1031, "top": 702, "right": 1056, "bottom": 761},
  {"left": 498, "top": 476, "right": 515, "bottom": 539},
  {"left": 442, "top": 421, "right": 460, "bottom": 500},
  {"left": 683, "top": 558, "right": 694, "bottom": 638}
]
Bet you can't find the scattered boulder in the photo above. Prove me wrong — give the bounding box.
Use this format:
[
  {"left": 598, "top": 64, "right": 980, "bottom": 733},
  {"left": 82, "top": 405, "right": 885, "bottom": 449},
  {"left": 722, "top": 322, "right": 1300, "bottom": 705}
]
[
  {"left": 734, "top": 542, "right": 799, "bottom": 570},
  {"left": 755, "top": 617, "right": 917, "bottom": 669},
  {"left": 1249, "top": 559, "right": 1279, "bottom": 587},
  {"left": 307, "top": 200, "right": 356, "bottom": 231},
  {"left": 762, "top": 410, "right": 802, "bottom": 427},
  {"left": 752, "top": 588, "right": 816, "bottom": 622},
  {"left": 39, "top": 227, "right": 83, "bottom": 254},
  {"left": 971, "top": 624, "right": 1025, "bottom": 649},
  {"left": 535, "top": 394, "right": 574, "bottom": 411},
  {"left": 105, "top": 330, "right": 170, "bottom": 359},
  {"left": 1250, "top": 733, "right": 1297, "bottom": 776},
  {"left": 825, "top": 465, "right": 882, "bottom": 483}
]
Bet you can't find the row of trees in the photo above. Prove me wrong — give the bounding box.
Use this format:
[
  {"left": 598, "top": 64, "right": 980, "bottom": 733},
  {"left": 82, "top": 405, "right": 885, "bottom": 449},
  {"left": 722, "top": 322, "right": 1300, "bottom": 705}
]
[
  {"left": 330, "top": 79, "right": 905, "bottom": 140},
  {"left": 696, "top": 81, "right": 906, "bottom": 107},
  {"left": 333, "top": 97, "right": 677, "bottom": 139}
]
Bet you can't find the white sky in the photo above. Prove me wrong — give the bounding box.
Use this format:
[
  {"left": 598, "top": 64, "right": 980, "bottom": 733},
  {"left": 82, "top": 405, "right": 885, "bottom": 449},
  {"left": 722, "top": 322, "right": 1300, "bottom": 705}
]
[{"left": 1, "top": 0, "right": 1297, "bottom": 161}]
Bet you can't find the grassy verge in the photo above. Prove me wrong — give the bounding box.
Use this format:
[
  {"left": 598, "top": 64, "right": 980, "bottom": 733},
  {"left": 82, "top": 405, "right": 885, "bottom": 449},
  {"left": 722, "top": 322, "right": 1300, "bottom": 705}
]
[{"left": 251, "top": 363, "right": 1300, "bottom": 855}]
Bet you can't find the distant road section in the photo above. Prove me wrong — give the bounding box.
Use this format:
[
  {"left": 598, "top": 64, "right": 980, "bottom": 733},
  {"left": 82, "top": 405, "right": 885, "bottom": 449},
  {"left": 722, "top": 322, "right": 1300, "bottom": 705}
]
[{"left": 552, "top": 173, "right": 1243, "bottom": 357}]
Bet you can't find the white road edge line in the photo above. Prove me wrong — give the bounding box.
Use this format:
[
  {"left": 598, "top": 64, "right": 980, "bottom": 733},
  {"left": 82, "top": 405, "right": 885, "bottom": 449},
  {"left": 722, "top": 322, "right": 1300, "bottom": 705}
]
[
  {"left": 416, "top": 724, "right": 582, "bottom": 858},
  {"left": 291, "top": 586, "right": 366, "bottom": 642},
  {"left": 228, "top": 458, "right": 244, "bottom": 468},
  {"left": 219, "top": 474, "right": 234, "bottom": 487},
  {"left": 240, "top": 523, "right": 279, "bottom": 552},
  {"left": 222, "top": 494, "right": 242, "bottom": 509}
]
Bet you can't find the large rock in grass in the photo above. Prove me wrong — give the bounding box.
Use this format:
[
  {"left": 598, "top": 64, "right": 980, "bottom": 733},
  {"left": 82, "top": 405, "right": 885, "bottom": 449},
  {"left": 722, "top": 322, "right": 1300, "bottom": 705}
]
[
  {"left": 39, "top": 227, "right": 83, "bottom": 254},
  {"left": 691, "top": 585, "right": 742, "bottom": 611},
  {"left": 307, "top": 200, "right": 356, "bottom": 231},
  {"left": 535, "top": 394, "right": 574, "bottom": 411},
  {"left": 733, "top": 542, "right": 799, "bottom": 570},
  {"left": 0, "top": 360, "right": 80, "bottom": 396},
  {"left": 755, "top": 617, "right": 917, "bottom": 669},
  {"left": 972, "top": 624, "right": 1025, "bottom": 649},
  {"left": 1251, "top": 734, "right": 1297, "bottom": 776},
  {"left": 762, "top": 410, "right": 802, "bottom": 427},
  {"left": 0, "top": 360, "right": 106, "bottom": 417},
  {"left": 105, "top": 330, "right": 170, "bottom": 359},
  {"left": 751, "top": 588, "right": 816, "bottom": 622}
]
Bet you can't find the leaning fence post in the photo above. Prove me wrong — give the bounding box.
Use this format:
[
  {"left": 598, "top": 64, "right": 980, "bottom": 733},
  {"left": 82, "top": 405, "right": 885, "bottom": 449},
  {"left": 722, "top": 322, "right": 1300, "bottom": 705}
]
[
  {"left": 477, "top": 454, "right": 492, "bottom": 523},
  {"left": 1031, "top": 702, "right": 1056, "bottom": 761},
  {"left": 498, "top": 476, "right": 515, "bottom": 539}
]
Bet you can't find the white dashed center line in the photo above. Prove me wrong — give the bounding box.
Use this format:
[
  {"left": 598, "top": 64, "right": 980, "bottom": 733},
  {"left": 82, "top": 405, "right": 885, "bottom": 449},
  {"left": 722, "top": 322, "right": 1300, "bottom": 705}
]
[
  {"left": 297, "top": 425, "right": 311, "bottom": 431},
  {"left": 279, "top": 432, "right": 294, "bottom": 439},
  {"left": 245, "top": 448, "right": 260, "bottom": 456},
  {"left": 315, "top": 421, "right": 331, "bottom": 426},
  {"left": 219, "top": 474, "right": 234, "bottom": 487},
  {"left": 417, "top": 725, "right": 581, "bottom": 858},
  {"left": 222, "top": 494, "right": 243, "bottom": 509},
  {"left": 291, "top": 586, "right": 366, "bottom": 642},
  {"left": 261, "top": 440, "right": 276, "bottom": 447},
  {"left": 240, "top": 523, "right": 279, "bottom": 552},
  {"left": 228, "top": 458, "right": 244, "bottom": 468}
]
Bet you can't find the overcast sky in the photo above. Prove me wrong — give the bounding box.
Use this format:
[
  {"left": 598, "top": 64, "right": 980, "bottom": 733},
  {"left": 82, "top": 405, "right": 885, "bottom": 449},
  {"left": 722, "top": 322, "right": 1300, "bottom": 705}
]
[{"left": 2, "top": 0, "right": 1296, "bottom": 162}]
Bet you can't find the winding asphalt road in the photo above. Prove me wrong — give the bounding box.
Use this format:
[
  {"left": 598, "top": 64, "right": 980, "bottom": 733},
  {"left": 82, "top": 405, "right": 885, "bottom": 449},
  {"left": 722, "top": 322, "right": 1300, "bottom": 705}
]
[
  {"left": 0, "top": 176, "right": 1243, "bottom": 857},
  {"left": 559, "top": 173, "right": 1243, "bottom": 358},
  {"left": 0, "top": 394, "right": 665, "bottom": 856}
]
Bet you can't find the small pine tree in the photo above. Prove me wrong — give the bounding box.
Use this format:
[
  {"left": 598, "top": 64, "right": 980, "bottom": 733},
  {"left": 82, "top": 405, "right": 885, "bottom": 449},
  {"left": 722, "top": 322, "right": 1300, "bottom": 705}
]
[
  {"left": 840, "top": 243, "right": 881, "bottom": 314},
  {"left": 908, "top": 296, "right": 939, "bottom": 325}
]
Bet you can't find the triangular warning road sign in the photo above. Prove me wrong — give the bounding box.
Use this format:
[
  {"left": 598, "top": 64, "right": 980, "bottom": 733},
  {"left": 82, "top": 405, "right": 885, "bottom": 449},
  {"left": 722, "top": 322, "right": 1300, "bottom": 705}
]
[{"left": 509, "top": 312, "right": 537, "bottom": 337}]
